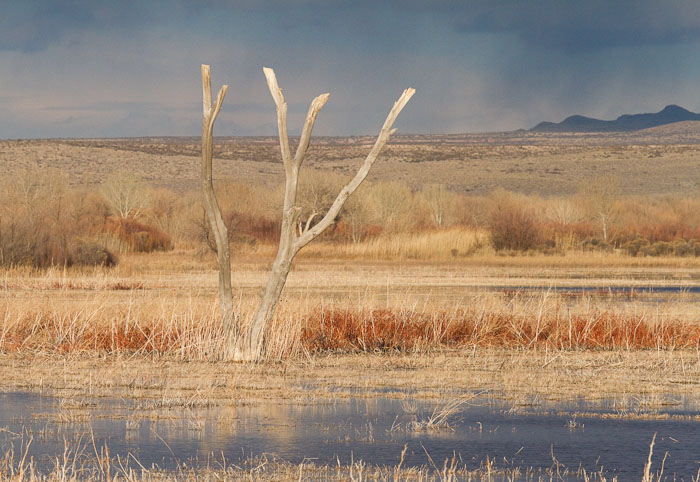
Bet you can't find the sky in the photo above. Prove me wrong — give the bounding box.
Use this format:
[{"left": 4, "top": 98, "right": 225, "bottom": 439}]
[{"left": 2, "top": 0, "right": 700, "bottom": 138}]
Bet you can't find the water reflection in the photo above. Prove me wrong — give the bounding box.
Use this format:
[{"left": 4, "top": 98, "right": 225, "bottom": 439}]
[{"left": 1, "top": 392, "right": 699, "bottom": 479}]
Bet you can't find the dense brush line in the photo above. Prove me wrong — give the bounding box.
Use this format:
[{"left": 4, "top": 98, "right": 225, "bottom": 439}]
[{"left": 7, "top": 167, "right": 700, "bottom": 269}]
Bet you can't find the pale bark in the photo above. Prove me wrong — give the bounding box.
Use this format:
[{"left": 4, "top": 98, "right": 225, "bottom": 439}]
[
  {"left": 234, "top": 68, "right": 415, "bottom": 360},
  {"left": 199, "top": 63, "right": 414, "bottom": 362},
  {"left": 200, "top": 65, "right": 237, "bottom": 352}
]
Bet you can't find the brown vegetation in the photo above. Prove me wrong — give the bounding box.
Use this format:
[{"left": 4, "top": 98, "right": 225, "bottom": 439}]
[
  {"left": 8, "top": 127, "right": 700, "bottom": 268},
  {"left": 104, "top": 216, "right": 173, "bottom": 253},
  {"left": 2, "top": 305, "right": 695, "bottom": 356},
  {"left": 1, "top": 253, "right": 699, "bottom": 399},
  {"left": 2, "top": 267, "right": 698, "bottom": 359},
  {"left": 302, "top": 308, "right": 700, "bottom": 352},
  {"left": 7, "top": 163, "right": 700, "bottom": 266},
  {"left": 10, "top": 165, "right": 700, "bottom": 266}
]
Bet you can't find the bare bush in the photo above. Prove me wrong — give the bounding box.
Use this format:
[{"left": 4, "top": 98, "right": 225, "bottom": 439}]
[
  {"left": 420, "top": 183, "right": 456, "bottom": 227},
  {"left": 580, "top": 175, "right": 620, "bottom": 242},
  {"left": 452, "top": 195, "right": 491, "bottom": 228},
  {"left": 0, "top": 168, "right": 117, "bottom": 267},
  {"left": 544, "top": 198, "right": 585, "bottom": 225},
  {"left": 489, "top": 196, "right": 540, "bottom": 251},
  {"left": 101, "top": 169, "right": 150, "bottom": 219},
  {"left": 295, "top": 171, "right": 346, "bottom": 234},
  {"left": 340, "top": 184, "right": 373, "bottom": 243},
  {"left": 147, "top": 188, "right": 185, "bottom": 238},
  {"left": 367, "top": 181, "right": 417, "bottom": 233},
  {"left": 73, "top": 240, "right": 118, "bottom": 267}
]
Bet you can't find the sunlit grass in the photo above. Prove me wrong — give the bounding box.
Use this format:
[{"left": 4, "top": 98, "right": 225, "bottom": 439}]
[{"left": 299, "top": 228, "right": 489, "bottom": 260}]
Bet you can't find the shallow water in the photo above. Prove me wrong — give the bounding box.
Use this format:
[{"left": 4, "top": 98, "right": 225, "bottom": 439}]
[{"left": 2, "top": 392, "right": 700, "bottom": 479}]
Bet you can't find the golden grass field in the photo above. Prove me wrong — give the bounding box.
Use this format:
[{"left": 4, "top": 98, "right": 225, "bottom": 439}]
[{"left": 2, "top": 246, "right": 700, "bottom": 407}]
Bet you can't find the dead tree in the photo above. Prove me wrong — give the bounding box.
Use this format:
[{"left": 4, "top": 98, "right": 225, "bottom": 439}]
[
  {"left": 200, "top": 64, "right": 414, "bottom": 361},
  {"left": 200, "top": 65, "right": 236, "bottom": 348}
]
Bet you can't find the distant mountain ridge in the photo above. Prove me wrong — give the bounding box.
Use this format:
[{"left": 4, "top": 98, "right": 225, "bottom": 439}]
[{"left": 531, "top": 105, "right": 700, "bottom": 132}]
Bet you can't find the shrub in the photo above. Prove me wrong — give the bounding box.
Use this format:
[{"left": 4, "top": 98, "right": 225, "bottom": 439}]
[
  {"left": 580, "top": 236, "right": 612, "bottom": 252},
  {"left": 672, "top": 239, "right": 693, "bottom": 257},
  {"left": 489, "top": 202, "right": 540, "bottom": 251},
  {"left": 648, "top": 241, "right": 673, "bottom": 257},
  {"left": 621, "top": 236, "right": 650, "bottom": 256},
  {"left": 73, "top": 241, "right": 118, "bottom": 267},
  {"left": 104, "top": 217, "right": 173, "bottom": 253},
  {"left": 226, "top": 211, "right": 281, "bottom": 244}
]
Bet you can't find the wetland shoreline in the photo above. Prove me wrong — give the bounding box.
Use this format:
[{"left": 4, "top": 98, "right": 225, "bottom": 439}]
[
  {"left": 3, "top": 255, "right": 700, "bottom": 479},
  {"left": 2, "top": 349, "right": 699, "bottom": 405}
]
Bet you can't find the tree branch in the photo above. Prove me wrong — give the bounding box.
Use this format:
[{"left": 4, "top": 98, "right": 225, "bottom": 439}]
[
  {"left": 200, "top": 64, "right": 235, "bottom": 346},
  {"left": 303, "top": 212, "right": 319, "bottom": 234},
  {"left": 263, "top": 67, "right": 292, "bottom": 169},
  {"left": 295, "top": 93, "right": 329, "bottom": 169},
  {"left": 202, "top": 64, "right": 212, "bottom": 116},
  {"left": 294, "top": 87, "right": 415, "bottom": 251},
  {"left": 207, "top": 85, "right": 228, "bottom": 139}
]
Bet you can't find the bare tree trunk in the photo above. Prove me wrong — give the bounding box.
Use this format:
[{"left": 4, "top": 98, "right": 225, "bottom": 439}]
[
  {"left": 233, "top": 68, "right": 415, "bottom": 361},
  {"left": 200, "top": 65, "right": 237, "bottom": 354},
  {"left": 198, "top": 64, "right": 413, "bottom": 361},
  {"left": 600, "top": 213, "right": 608, "bottom": 242}
]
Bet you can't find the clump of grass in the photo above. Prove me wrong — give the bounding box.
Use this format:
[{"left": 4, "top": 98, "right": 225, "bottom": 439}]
[
  {"left": 0, "top": 296, "right": 229, "bottom": 359},
  {"left": 408, "top": 396, "right": 475, "bottom": 432}
]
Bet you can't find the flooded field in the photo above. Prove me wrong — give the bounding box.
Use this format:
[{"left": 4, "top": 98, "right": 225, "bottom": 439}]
[
  {"left": 3, "top": 258, "right": 700, "bottom": 479},
  {"left": 2, "top": 392, "right": 699, "bottom": 479}
]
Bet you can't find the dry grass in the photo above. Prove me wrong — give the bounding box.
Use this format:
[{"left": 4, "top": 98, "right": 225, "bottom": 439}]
[
  {"left": 2, "top": 348, "right": 700, "bottom": 408},
  {"left": 2, "top": 250, "right": 700, "bottom": 361},
  {"left": 300, "top": 228, "right": 488, "bottom": 261},
  {"left": 2, "top": 251, "right": 700, "bottom": 406},
  {"left": 301, "top": 307, "right": 700, "bottom": 352},
  {"left": 2, "top": 280, "right": 699, "bottom": 359}
]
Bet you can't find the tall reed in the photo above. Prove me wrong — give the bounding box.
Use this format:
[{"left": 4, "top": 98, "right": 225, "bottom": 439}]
[{"left": 2, "top": 289, "right": 698, "bottom": 360}]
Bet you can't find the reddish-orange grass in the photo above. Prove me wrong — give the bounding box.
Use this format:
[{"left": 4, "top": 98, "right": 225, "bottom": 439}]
[
  {"left": 2, "top": 308, "right": 699, "bottom": 357},
  {"left": 300, "top": 309, "right": 700, "bottom": 352}
]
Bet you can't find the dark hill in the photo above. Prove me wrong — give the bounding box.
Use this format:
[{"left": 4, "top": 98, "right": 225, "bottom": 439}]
[{"left": 531, "top": 105, "right": 700, "bottom": 132}]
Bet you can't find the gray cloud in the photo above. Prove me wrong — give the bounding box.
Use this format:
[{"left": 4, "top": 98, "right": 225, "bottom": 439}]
[
  {"left": 0, "top": 0, "right": 153, "bottom": 51},
  {"left": 6, "top": 1, "right": 700, "bottom": 53},
  {"left": 2, "top": 0, "right": 700, "bottom": 137},
  {"left": 183, "top": 0, "right": 700, "bottom": 52},
  {"left": 451, "top": 0, "right": 700, "bottom": 52}
]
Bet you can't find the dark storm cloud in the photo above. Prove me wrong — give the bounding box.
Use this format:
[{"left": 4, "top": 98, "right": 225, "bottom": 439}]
[
  {"left": 6, "top": 0, "right": 700, "bottom": 53},
  {"left": 449, "top": 0, "right": 700, "bottom": 52},
  {"left": 2, "top": 0, "right": 700, "bottom": 137},
  {"left": 0, "top": 0, "right": 153, "bottom": 51},
  {"left": 198, "top": 0, "right": 700, "bottom": 52}
]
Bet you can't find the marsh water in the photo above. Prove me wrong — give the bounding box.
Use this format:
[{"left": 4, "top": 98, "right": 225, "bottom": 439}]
[{"left": 2, "top": 392, "right": 700, "bottom": 480}]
